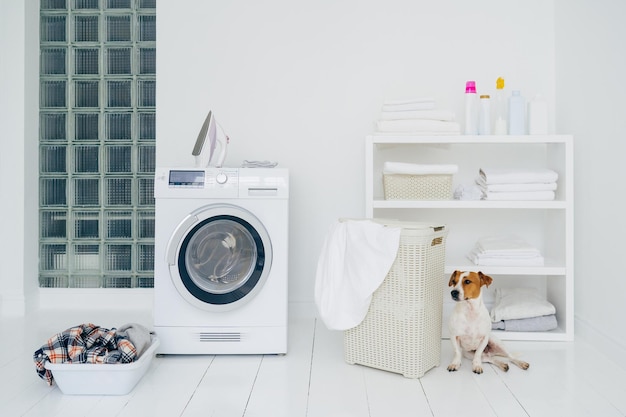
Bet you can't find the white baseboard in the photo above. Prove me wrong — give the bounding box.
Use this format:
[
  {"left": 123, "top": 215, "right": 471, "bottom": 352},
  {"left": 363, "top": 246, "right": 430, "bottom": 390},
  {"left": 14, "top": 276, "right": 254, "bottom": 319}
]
[{"left": 575, "top": 315, "right": 626, "bottom": 363}]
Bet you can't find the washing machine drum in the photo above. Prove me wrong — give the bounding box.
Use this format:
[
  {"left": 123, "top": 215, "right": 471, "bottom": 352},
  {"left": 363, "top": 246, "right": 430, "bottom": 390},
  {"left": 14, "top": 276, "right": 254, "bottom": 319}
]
[{"left": 168, "top": 205, "right": 272, "bottom": 311}]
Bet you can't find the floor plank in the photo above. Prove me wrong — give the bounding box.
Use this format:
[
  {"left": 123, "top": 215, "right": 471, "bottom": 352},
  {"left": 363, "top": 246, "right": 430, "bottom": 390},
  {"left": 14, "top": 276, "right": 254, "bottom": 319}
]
[
  {"left": 185, "top": 355, "right": 264, "bottom": 416},
  {"left": 243, "top": 317, "right": 315, "bottom": 417},
  {"left": 363, "top": 367, "right": 432, "bottom": 417},
  {"left": 306, "top": 319, "right": 370, "bottom": 417},
  {"left": 496, "top": 342, "right": 624, "bottom": 417}
]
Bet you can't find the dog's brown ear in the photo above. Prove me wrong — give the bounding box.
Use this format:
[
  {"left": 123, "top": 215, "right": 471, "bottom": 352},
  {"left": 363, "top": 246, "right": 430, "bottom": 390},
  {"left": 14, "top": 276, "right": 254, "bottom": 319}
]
[
  {"left": 448, "top": 270, "right": 460, "bottom": 287},
  {"left": 478, "top": 271, "right": 493, "bottom": 287}
]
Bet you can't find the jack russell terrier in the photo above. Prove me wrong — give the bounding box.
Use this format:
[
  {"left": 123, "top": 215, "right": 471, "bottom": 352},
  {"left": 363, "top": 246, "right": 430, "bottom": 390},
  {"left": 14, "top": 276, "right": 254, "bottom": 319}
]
[{"left": 447, "top": 270, "right": 530, "bottom": 374}]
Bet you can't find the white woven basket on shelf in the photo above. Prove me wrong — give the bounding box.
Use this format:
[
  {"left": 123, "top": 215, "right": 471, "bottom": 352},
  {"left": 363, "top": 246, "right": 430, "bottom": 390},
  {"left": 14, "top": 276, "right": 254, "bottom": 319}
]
[
  {"left": 344, "top": 221, "right": 448, "bottom": 378},
  {"left": 383, "top": 173, "right": 452, "bottom": 200}
]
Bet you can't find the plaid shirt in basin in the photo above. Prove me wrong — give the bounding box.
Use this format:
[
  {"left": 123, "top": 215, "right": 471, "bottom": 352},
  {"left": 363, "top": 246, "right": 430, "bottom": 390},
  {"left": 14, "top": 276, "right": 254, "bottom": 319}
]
[{"left": 33, "top": 323, "right": 138, "bottom": 386}]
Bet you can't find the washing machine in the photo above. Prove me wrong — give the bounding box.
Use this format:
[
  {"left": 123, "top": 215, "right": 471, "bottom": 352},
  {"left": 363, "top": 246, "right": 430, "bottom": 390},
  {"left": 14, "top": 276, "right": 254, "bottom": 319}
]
[{"left": 153, "top": 167, "right": 289, "bottom": 354}]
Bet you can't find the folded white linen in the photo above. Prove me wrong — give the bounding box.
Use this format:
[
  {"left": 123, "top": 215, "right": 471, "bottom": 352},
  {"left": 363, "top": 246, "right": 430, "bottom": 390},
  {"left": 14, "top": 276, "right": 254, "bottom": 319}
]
[
  {"left": 379, "top": 109, "right": 456, "bottom": 122},
  {"left": 490, "top": 288, "right": 556, "bottom": 322},
  {"left": 383, "top": 97, "right": 435, "bottom": 105},
  {"left": 378, "top": 130, "right": 462, "bottom": 136},
  {"left": 376, "top": 119, "right": 461, "bottom": 134},
  {"left": 467, "top": 235, "right": 545, "bottom": 266},
  {"left": 476, "top": 235, "right": 541, "bottom": 255},
  {"left": 479, "top": 168, "right": 558, "bottom": 185},
  {"left": 382, "top": 101, "right": 436, "bottom": 112},
  {"left": 482, "top": 190, "right": 555, "bottom": 201},
  {"left": 467, "top": 250, "right": 545, "bottom": 266},
  {"left": 314, "top": 220, "right": 402, "bottom": 331},
  {"left": 475, "top": 176, "right": 557, "bottom": 192},
  {"left": 383, "top": 161, "right": 459, "bottom": 175},
  {"left": 491, "top": 314, "right": 558, "bottom": 332}
]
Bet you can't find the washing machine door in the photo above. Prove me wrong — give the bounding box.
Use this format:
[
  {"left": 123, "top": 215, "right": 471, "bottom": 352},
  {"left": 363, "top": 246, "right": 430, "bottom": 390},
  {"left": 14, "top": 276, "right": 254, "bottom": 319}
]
[{"left": 166, "top": 204, "right": 272, "bottom": 311}]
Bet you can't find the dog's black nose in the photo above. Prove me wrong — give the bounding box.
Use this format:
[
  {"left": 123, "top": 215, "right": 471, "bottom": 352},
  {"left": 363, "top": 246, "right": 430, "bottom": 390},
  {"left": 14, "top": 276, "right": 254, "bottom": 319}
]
[{"left": 450, "top": 290, "right": 460, "bottom": 301}]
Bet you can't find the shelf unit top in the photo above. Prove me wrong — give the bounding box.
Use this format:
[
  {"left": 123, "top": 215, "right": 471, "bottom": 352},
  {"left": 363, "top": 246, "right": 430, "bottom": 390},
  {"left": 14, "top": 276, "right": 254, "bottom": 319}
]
[
  {"left": 367, "top": 134, "right": 573, "bottom": 145},
  {"left": 372, "top": 199, "right": 568, "bottom": 209}
]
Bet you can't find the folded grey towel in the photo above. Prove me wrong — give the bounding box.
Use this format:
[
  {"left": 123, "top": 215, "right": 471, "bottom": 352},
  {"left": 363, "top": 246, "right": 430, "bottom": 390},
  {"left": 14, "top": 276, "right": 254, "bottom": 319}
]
[
  {"left": 492, "top": 314, "right": 558, "bottom": 332},
  {"left": 117, "top": 323, "right": 153, "bottom": 357}
]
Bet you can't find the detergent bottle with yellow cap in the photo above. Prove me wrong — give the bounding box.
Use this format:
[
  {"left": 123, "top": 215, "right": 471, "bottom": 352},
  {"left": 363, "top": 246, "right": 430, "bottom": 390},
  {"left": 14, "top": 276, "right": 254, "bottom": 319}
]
[{"left": 493, "top": 77, "right": 507, "bottom": 135}]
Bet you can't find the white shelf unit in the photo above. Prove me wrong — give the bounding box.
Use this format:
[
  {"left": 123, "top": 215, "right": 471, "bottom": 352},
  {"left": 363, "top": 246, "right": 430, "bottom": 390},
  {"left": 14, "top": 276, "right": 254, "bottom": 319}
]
[{"left": 365, "top": 134, "right": 574, "bottom": 341}]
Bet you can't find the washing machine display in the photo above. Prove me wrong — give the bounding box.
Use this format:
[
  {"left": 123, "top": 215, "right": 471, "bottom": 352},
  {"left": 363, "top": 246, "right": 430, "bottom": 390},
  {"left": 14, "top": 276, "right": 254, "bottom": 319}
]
[{"left": 168, "top": 170, "right": 205, "bottom": 187}]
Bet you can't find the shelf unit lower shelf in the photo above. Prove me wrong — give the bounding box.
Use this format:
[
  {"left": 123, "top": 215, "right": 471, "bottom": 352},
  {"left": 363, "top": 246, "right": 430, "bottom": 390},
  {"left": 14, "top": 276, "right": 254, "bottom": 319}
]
[{"left": 440, "top": 321, "right": 572, "bottom": 342}]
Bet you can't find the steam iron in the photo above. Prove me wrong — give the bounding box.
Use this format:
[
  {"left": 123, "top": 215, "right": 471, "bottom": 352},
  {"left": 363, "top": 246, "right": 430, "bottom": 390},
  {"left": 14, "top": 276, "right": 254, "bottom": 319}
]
[{"left": 192, "top": 110, "right": 230, "bottom": 168}]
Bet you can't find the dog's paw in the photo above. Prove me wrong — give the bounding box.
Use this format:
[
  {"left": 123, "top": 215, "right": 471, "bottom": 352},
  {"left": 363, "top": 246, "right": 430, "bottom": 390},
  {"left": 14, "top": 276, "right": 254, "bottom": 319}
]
[
  {"left": 510, "top": 359, "right": 530, "bottom": 370},
  {"left": 447, "top": 363, "right": 460, "bottom": 372},
  {"left": 472, "top": 364, "right": 484, "bottom": 374}
]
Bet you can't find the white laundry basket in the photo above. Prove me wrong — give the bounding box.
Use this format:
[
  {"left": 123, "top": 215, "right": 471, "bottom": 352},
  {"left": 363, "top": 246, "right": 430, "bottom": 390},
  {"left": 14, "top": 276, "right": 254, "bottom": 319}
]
[
  {"left": 44, "top": 337, "right": 159, "bottom": 395},
  {"left": 344, "top": 221, "right": 447, "bottom": 378}
]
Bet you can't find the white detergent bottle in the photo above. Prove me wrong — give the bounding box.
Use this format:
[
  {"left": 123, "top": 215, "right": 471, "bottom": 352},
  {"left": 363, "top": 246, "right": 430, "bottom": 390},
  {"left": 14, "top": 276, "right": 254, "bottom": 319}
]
[
  {"left": 478, "top": 95, "right": 491, "bottom": 135},
  {"left": 464, "top": 80, "right": 478, "bottom": 135},
  {"left": 493, "top": 77, "right": 507, "bottom": 135},
  {"left": 508, "top": 90, "right": 526, "bottom": 135},
  {"left": 528, "top": 94, "right": 548, "bottom": 135}
]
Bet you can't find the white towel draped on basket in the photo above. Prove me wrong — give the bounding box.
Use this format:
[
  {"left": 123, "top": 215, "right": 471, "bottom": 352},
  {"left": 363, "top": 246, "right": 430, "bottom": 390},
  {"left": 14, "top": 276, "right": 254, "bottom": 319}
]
[{"left": 314, "top": 220, "right": 401, "bottom": 331}]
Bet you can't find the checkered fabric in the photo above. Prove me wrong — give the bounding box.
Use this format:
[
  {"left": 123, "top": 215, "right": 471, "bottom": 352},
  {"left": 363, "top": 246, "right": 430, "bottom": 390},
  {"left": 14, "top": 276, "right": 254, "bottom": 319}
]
[{"left": 33, "top": 323, "right": 138, "bottom": 386}]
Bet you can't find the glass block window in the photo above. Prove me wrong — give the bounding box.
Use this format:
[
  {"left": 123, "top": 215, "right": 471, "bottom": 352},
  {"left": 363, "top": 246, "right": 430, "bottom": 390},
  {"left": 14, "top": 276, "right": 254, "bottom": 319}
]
[{"left": 39, "top": 0, "right": 155, "bottom": 289}]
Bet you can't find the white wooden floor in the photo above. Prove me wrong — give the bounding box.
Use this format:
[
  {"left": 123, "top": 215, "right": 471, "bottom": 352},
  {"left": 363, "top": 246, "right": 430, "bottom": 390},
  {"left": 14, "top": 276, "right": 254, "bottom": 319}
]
[{"left": 1, "top": 308, "right": 625, "bottom": 417}]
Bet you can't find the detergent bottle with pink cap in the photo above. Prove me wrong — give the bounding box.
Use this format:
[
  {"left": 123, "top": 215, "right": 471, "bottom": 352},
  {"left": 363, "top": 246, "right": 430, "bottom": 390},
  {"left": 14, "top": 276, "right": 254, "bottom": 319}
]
[{"left": 464, "top": 80, "right": 478, "bottom": 135}]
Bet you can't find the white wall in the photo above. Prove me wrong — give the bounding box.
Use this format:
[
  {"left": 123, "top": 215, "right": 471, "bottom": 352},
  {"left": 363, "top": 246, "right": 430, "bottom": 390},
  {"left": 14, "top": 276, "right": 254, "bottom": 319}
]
[
  {"left": 157, "top": 0, "right": 556, "bottom": 306},
  {"left": 555, "top": 0, "right": 626, "bottom": 356},
  {"left": 0, "top": 0, "right": 39, "bottom": 315}
]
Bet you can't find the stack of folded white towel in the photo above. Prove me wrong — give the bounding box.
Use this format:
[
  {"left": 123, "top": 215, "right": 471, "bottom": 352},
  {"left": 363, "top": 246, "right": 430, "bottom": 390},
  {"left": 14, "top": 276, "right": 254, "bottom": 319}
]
[
  {"left": 491, "top": 288, "right": 558, "bottom": 332},
  {"left": 376, "top": 98, "right": 461, "bottom": 135},
  {"left": 467, "top": 235, "right": 544, "bottom": 266},
  {"left": 477, "top": 168, "right": 558, "bottom": 201}
]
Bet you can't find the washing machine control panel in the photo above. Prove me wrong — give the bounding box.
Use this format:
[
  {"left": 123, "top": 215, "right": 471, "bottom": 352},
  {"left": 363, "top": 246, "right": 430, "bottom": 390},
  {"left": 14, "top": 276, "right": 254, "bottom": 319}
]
[
  {"left": 155, "top": 167, "right": 289, "bottom": 200},
  {"left": 154, "top": 168, "right": 240, "bottom": 198}
]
